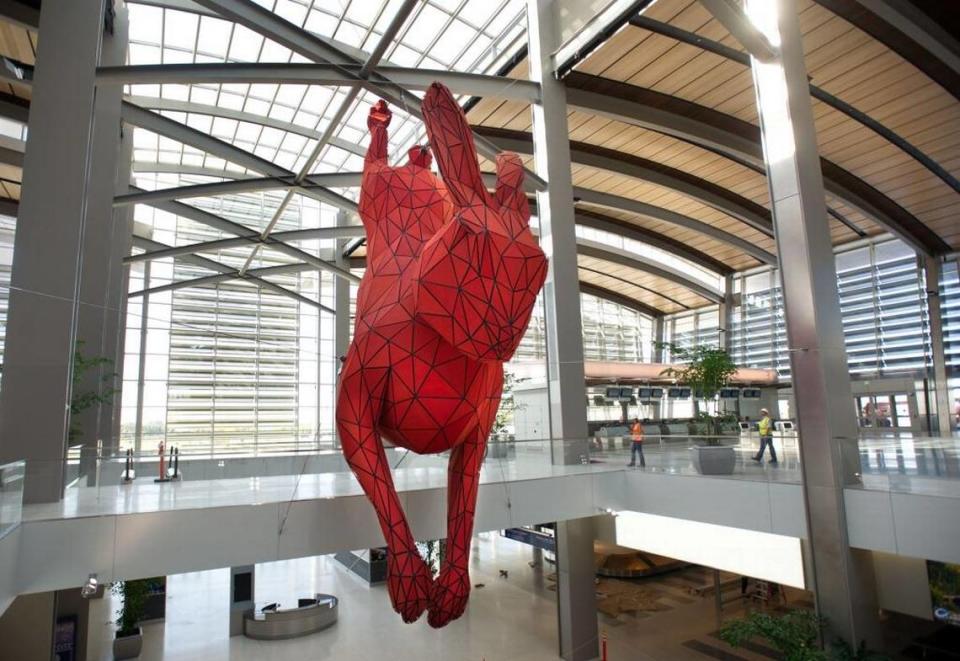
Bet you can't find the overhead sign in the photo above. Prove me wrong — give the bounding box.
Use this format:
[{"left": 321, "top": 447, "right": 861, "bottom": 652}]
[{"left": 503, "top": 527, "right": 556, "bottom": 552}]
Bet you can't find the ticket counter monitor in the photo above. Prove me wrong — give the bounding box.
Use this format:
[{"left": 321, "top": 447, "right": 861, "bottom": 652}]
[{"left": 775, "top": 420, "right": 798, "bottom": 450}]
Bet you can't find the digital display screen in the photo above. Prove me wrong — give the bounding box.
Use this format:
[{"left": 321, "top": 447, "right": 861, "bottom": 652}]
[{"left": 233, "top": 572, "right": 252, "bottom": 603}]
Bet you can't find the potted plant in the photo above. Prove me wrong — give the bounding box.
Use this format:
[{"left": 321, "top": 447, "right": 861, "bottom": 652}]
[
  {"left": 70, "top": 340, "right": 117, "bottom": 443},
  {"left": 719, "top": 609, "right": 889, "bottom": 661},
  {"left": 659, "top": 342, "right": 738, "bottom": 475},
  {"left": 111, "top": 579, "right": 149, "bottom": 660},
  {"left": 488, "top": 371, "right": 526, "bottom": 459}
]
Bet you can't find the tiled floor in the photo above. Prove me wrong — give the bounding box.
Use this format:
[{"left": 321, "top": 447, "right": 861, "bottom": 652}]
[{"left": 85, "top": 533, "right": 776, "bottom": 661}]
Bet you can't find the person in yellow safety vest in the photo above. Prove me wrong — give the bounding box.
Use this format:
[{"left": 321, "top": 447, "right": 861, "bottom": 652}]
[
  {"left": 627, "top": 418, "right": 645, "bottom": 468},
  {"left": 752, "top": 408, "right": 778, "bottom": 464}
]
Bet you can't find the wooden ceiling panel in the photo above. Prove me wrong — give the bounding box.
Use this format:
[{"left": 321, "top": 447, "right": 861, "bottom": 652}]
[
  {"left": 643, "top": 0, "right": 697, "bottom": 23},
  {"left": 577, "top": 256, "right": 703, "bottom": 313},
  {"left": 467, "top": 96, "right": 504, "bottom": 124},
  {"left": 688, "top": 68, "right": 756, "bottom": 120},
  {"left": 796, "top": 0, "right": 840, "bottom": 34},
  {"left": 584, "top": 203, "right": 760, "bottom": 271},
  {"left": 601, "top": 34, "right": 682, "bottom": 83},
  {"left": 815, "top": 57, "right": 916, "bottom": 110},
  {"left": 803, "top": 23, "right": 875, "bottom": 75},
  {"left": 573, "top": 20, "right": 658, "bottom": 78},
  {"left": 655, "top": 53, "right": 739, "bottom": 101},
  {"left": 505, "top": 0, "right": 960, "bottom": 270},
  {"left": 827, "top": 200, "right": 882, "bottom": 237},
  {"left": 2, "top": 181, "right": 20, "bottom": 201},
  {"left": 0, "top": 23, "right": 34, "bottom": 64},
  {"left": 573, "top": 166, "right": 774, "bottom": 252},
  {"left": 479, "top": 99, "right": 526, "bottom": 129}
]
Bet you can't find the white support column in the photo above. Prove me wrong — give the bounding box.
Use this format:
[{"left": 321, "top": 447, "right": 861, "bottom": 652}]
[
  {"left": 527, "top": 0, "right": 588, "bottom": 456},
  {"left": 0, "top": 0, "right": 107, "bottom": 503},
  {"left": 720, "top": 274, "right": 734, "bottom": 352},
  {"left": 133, "top": 261, "right": 151, "bottom": 454},
  {"left": 747, "top": 0, "right": 879, "bottom": 648},
  {"left": 527, "top": 3, "right": 597, "bottom": 660},
  {"left": 107, "top": 123, "right": 136, "bottom": 455},
  {"left": 924, "top": 256, "right": 953, "bottom": 435},
  {"left": 333, "top": 211, "right": 352, "bottom": 449}
]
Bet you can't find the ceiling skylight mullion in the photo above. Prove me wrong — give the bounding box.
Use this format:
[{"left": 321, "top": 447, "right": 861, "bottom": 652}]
[
  {"left": 455, "top": 0, "right": 511, "bottom": 70},
  {"left": 212, "top": 21, "right": 238, "bottom": 121}
]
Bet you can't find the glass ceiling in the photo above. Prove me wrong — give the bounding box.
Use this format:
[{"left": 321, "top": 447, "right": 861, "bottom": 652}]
[
  {"left": 123, "top": 0, "right": 721, "bottom": 299},
  {"left": 126, "top": 0, "right": 528, "bottom": 197}
]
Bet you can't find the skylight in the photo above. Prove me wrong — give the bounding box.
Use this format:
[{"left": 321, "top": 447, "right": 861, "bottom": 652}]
[{"left": 126, "top": 0, "right": 528, "bottom": 202}]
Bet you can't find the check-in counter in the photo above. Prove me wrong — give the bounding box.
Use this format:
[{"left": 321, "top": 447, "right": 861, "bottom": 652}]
[
  {"left": 243, "top": 594, "right": 338, "bottom": 640},
  {"left": 595, "top": 426, "right": 630, "bottom": 450}
]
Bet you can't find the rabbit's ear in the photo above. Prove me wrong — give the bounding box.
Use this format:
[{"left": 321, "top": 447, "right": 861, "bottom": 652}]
[
  {"left": 422, "top": 82, "right": 491, "bottom": 208},
  {"left": 495, "top": 152, "right": 528, "bottom": 219}
]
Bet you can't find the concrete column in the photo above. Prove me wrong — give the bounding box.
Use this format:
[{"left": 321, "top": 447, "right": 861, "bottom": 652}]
[
  {"left": 747, "top": 0, "right": 879, "bottom": 648},
  {"left": 0, "top": 0, "right": 108, "bottom": 503},
  {"left": 333, "top": 212, "right": 352, "bottom": 449},
  {"left": 0, "top": 592, "right": 55, "bottom": 660},
  {"left": 527, "top": 0, "right": 588, "bottom": 457},
  {"left": 76, "top": 1, "right": 129, "bottom": 483},
  {"left": 924, "top": 256, "right": 953, "bottom": 435},
  {"left": 527, "top": 2, "right": 596, "bottom": 659},
  {"left": 553, "top": 518, "right": 599, "bottom": 661},
  {"left": 653, "top": 316, "right": 665, "bottom": 362}
]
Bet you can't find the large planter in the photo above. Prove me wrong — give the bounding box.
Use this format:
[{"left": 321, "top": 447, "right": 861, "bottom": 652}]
[
  {"left": 689, "top": 444, "right": 736, "bottom": 475},
  {"left": 113, "top": 628, "right": 142, "bottom": 660}
]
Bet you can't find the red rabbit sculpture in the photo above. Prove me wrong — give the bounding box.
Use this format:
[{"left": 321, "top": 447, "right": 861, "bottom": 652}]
[{"left": 335, "top": 82, "right": 547, "bottom": 628}]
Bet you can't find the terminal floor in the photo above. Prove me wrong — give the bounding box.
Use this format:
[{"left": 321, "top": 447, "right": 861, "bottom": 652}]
[
  {"left": 595, "top": 433, "right": 960, "bottom": 497},
  {"left": 85, "top": 533, "right": 785, "bottom": 661}
]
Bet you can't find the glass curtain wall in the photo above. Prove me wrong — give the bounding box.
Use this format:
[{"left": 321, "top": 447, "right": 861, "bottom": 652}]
[
  {"left": 728, "top": 238, "right": 934, "bottom": 379},
  {"left": 112, "top": 0, "right": 533, "bottom": 454},
  {"left": 119, "top": 188, "right": 340, "bottom": 454},
  {"left": 942, "top": 258, "right": 960, "bottom": 371},
  {"left": 0, "top": 215, "right": 13, "bottom": 383},
  {"left": 662, "top": 307, "right": 720, "bottom": 361},
  {"left": 512, "top": 292, "right": 653, "bottom": 364}
]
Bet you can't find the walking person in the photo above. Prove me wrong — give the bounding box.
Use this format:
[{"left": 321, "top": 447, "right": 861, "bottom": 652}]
[
  {"left": 753, "top": 408, "right": 778, "bottom": 464},
  {"left": 627, "top": 418, "right": 645, "bottom": 468}
]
